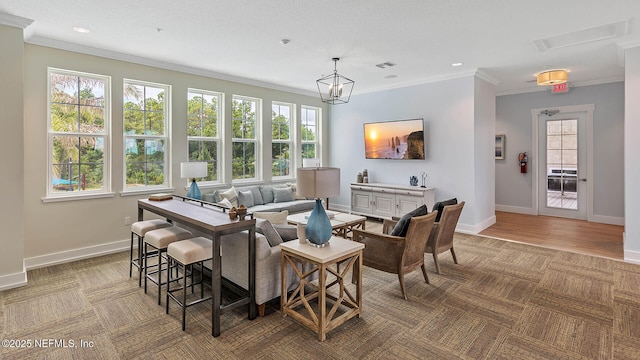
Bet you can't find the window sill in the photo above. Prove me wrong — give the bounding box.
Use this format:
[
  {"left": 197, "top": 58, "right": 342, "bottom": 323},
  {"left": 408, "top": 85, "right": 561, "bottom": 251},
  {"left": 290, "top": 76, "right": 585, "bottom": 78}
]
[
  {"left": 42, "top": 192, "right": 116, "bottom": 203},
  {"left": 120, "top": 187, "right": 175, "bottom": 197}
]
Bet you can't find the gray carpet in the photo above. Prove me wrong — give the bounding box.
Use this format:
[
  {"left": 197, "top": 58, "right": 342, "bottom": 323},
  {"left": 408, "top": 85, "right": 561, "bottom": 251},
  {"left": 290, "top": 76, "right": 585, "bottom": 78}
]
[{"left": 2, "top": 232, "right": 640, "bottom": 359}]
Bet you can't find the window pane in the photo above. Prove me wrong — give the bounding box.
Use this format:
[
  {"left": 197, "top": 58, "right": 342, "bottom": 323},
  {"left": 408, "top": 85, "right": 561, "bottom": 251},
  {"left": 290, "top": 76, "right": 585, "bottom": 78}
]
[
  {"left": 124, "top": 109, "right": 144, "bottom": 134},
  {"left": 51, "top": 135, "right": 104, "bottom": 192},
  {"left": 51, "top": 104, "right": 79, "bottom": 132},
  {"left": 125, "top": 138, "right": 166, "bottom": 187},
  {"left": 188, "top": 140, "right": 218, "bottom": 182},
  {"left": 272, "top": 142, "right": 290, "bottom": 177},
  {"left": 272, "top": 103, "right": 291, "bottom": 140},
  {"left": 232, "top": 141, "right": 255, "bottom": 179},
  {"left": 146, "top": 110, "right": 165, "bottom": 135},
  {"left": 302, "top": 143, "right": 316, "bottom": 159},
  {"left": 232, "top": 99, "right": 256, "bottom": 139}
]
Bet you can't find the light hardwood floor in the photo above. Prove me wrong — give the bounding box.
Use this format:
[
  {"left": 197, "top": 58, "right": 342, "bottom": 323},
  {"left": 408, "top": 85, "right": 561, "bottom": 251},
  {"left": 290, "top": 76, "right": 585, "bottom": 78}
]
[{"left": 479, "top": 211, "right": 624, "bottom": 260}]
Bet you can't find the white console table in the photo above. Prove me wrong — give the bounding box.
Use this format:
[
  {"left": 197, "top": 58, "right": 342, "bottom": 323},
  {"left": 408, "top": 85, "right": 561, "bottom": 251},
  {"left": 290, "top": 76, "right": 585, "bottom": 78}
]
[{"left": 350, "top": 183, "right": 435, "bottom": 219}]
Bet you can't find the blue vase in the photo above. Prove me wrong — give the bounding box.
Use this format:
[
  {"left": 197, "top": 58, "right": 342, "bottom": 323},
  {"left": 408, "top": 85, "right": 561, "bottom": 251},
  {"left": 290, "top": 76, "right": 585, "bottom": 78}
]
[
  {"left": 187, "top": 180, "right": 201, "bottom": 200},
  {"left": 305, "top": 199, "right": 332, "bottom": 246}
]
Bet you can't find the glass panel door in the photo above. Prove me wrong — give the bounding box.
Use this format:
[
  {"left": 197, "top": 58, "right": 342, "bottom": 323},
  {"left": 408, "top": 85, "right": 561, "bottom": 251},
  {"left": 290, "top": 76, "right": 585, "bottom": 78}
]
[
  {"left": 538, "top": 111, "right": 587, "bottom": 220},
  {"left": 546, "top": 119, "right": 578, "bottom": 209}
]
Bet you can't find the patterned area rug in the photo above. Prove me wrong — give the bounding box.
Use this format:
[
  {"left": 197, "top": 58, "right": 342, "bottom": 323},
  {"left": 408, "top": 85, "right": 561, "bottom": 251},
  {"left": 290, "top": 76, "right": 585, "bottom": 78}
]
[{"left": 2, "top": 231, "right": 640, "bottom": 359}]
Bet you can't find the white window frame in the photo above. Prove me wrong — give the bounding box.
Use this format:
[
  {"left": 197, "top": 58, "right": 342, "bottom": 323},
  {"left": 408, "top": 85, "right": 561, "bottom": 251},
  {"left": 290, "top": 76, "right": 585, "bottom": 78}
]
[
  {"left": 122, "top": 79, "right": 172, "bottom": 194},
  {"left": 231, "top": 95, "right": 261, "bottom": 183},
  {"left": 301, "top": 105, "right": 321, "bottom": 164},
  {"left": 45, "top": 68, "right": 112, "bottom": 202},
  {"left": 187, "top": 89, "right": 224, "bottom": 187},
  {"left": 272, "top": 101, "right": 295, "bottom": 179}
]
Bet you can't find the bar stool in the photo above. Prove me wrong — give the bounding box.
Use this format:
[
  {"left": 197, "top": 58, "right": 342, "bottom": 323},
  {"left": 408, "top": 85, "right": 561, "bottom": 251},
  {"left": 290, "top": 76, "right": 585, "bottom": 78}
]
[
  {"left": 130, "top": 219, "right": 172, "bottom": 286},
  {"left": 144, "top": 226, "right": 193, "bottom": 305},
  {"left": 166, "top": 237, "right": 213, "bottom": 331}
]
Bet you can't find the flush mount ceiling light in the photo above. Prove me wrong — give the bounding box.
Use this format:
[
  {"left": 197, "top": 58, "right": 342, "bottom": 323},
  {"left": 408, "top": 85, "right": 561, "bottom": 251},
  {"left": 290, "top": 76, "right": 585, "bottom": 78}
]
[
  {"left": 536, "top": 69, "right": 568, "bottom": 85},
  {"left": 316, "top": 58, "right": 354, "bottom": 105},
  {"left": 72, "top": 26, "right": 90, "bottom": 33}
]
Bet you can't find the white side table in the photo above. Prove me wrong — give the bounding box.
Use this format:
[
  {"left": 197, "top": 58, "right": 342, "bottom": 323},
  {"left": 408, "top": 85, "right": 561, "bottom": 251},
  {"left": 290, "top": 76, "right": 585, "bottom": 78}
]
[{"left": 280, "top": 237, "right": 364, "bottom": 341}]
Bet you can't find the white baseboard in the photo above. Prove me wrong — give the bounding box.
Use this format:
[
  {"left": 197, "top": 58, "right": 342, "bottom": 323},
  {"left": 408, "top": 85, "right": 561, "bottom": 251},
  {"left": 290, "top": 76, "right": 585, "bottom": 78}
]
[
  {"left": 456, "top": 215, "right": 496, "bottom": 235},
  {"left": 330, "top": 204, "right": 351, "bottom": 213},
  {"left": 590, "top": 214, "right": 624, "bottom": 226},
  {"left": 0, "top": 270, "right": 28, "bottom": 291},
  {"left": 624, "top": 249, "right": 640, "bottom": 264},
  {"left": 495, "top": 204, "right": 537, "bottom": 215},
  {"left": 24, "top": 239, "right": 130, "bottom": 271}
]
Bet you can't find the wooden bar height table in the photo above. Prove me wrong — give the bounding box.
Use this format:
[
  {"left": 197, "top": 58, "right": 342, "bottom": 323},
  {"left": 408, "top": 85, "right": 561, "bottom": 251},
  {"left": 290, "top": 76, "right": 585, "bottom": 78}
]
[
  {"left": 280, "top": 236, "right": 364, "bottom": 341},
  {"left": 138, "top": 197, "right": 256, "bottom": 337}
]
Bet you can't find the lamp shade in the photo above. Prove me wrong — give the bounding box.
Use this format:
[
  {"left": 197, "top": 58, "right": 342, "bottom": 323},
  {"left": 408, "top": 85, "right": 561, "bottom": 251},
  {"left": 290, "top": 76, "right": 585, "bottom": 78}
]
[
  {"left": 296, "top": 167, "right": 340, "bottom": 198},
  {"left": 180, "top": 162, "right": 207, "bottom": 179}
]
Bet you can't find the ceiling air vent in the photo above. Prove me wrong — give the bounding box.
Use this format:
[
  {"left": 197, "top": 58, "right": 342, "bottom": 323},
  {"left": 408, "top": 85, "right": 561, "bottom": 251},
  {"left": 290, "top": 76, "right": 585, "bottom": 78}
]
[{"left": 532, "top": 20, "right": 629, "bottom": 52}]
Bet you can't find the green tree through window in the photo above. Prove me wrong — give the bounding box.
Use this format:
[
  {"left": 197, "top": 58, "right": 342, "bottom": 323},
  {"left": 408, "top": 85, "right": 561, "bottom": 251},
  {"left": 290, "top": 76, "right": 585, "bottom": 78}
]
[
  {"left": 124, "top": 80, "right": 170, "bottom": 189},
  {"left": 48, "top": 69, "right": 109, "bottom": 196},
  {"left": 232, "top": 96, "right": 259, "bottom": 180},
  {"left": 187, "top": 90, "right": 221, "bottom": 182}
]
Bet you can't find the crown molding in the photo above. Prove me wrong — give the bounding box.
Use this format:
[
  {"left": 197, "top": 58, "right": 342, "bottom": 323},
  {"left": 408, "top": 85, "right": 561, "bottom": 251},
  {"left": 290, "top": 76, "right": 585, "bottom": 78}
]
[
  {"left": 0, "top": 12, "right": 34, "bottom": 29},
  {"left": 26, "top": 35, "right": 319, "bottom": 98},
  {"left": 496, "top": 76, "right": 624, "bottom": 97}
]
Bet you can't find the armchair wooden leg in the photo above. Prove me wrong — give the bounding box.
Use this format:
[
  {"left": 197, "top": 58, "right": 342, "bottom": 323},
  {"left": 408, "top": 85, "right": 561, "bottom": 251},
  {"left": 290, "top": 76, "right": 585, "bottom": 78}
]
[
  {"left": 421, "top": 264, "right": 430, "bottom": 284},
  {"left": 432, "top": 254, "right": 441, "bottom": 274},
  {"left": 450, "top": 247, "right": 458, "bottom": 264},
  {"left": 398, "top": 273, "right": 408, "bottom": 300}
]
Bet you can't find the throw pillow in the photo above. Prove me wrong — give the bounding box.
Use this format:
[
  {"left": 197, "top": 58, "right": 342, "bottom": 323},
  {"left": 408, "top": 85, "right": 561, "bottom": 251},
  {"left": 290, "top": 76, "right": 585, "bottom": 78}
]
[
  {"left": 246, "top": 186, "right": 264, "bottom": 205},
  {"left": 253, "top": 210, "right": 289, "bottom": 225},
  {"left": 390, "top": 204, "right": 428, "bottom": 237},
  {"left": 237, "top": 190, "right": 255, "bottom": 208},
  {"left": 273, "top": 224, "right": 298, "bottom": 241},
  {"left": 259, "top": 185, "right": 274, "bottom": 204},
  {"left": 273, "top": 187, "right": 294, "bottom": 203},
  {"left": 217, "top": 198, "right": 233, "bottom": 209},
  {"left": 219, "top": 187, "right": 238, "bottom": 207},
  {"left": 432, "top": 198, "right": 458, "bottom": 222},
  {"left": 255, "top": 219, "right": 283, "bottom": 247}
]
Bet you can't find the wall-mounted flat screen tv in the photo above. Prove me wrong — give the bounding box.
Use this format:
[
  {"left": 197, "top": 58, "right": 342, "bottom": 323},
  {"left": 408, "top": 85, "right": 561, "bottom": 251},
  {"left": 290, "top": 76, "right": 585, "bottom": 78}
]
[{"left": 363, "top": 118, "right": 425, "bottom": 160}]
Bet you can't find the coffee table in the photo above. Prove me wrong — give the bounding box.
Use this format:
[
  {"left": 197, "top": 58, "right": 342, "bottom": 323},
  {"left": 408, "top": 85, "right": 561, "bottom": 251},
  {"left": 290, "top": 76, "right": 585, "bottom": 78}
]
[{"left": 287, "top": 211, "right": 366, "bottom": 239}]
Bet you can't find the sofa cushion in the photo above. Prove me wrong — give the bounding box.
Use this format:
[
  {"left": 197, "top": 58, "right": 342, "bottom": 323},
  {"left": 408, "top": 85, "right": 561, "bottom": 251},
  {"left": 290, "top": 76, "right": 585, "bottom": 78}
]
[
  {"left": 432, "top": 198, "right": 458, "bottom": 222},
  {"left": 273, "top": 187, "right": 294, "bottom": 203},
  {"left": 391, "top": 204, "right": 428, "bottom": 237},
  {"left": 238, "top": 190, "right": 255, "bottom": 208},
  {"left": 219, "top": 187, "right": 238, "bottom": 207},
  {"left": 253, "top": 210, "right": 288, "bottom": 225},
  {"left": 273, "top": 224, "right": 298, "bottom": 241},
  {"left": 255, "top": 219, "right": 283, "bottom": 247}
]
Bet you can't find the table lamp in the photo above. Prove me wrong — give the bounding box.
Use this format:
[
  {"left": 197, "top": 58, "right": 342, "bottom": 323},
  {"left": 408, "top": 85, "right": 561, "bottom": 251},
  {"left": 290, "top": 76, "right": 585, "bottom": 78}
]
[
  {"left": 296, "top": 167, "right": 340, "bottom": 246},
  {"left": 181, "top": 162, "right": 208, "bottom": 200}
]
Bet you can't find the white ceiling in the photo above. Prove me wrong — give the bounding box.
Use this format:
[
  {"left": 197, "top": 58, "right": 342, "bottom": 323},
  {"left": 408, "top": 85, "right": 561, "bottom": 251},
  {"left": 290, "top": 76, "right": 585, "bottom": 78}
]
[{"left": 2, "top": 0, "right": 640, "bottom": 96}]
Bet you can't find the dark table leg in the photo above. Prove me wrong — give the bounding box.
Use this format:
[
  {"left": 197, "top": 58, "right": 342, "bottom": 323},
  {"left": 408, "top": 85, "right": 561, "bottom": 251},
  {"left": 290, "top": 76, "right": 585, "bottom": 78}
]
[
  {"left": 212, "top": 232, "right": 221, "bottom": 337},
  {"left": 248, "top": 227, "right": 256, "bottom": 320}
]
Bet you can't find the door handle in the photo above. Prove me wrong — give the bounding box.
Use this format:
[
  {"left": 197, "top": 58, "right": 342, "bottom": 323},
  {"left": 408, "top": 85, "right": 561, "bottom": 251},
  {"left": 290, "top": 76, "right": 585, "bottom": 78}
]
[{"left": 579, "top": 178, "right": 587, "bottom": 182}]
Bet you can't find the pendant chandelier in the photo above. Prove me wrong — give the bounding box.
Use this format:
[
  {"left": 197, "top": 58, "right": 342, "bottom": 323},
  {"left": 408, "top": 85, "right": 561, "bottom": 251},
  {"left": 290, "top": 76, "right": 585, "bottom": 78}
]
[
  {"left": 316, "top": 58, "right": 354, "bottom": 105},
  {"left": 537, "top": 69, "right": 568, "bottom": 85}
]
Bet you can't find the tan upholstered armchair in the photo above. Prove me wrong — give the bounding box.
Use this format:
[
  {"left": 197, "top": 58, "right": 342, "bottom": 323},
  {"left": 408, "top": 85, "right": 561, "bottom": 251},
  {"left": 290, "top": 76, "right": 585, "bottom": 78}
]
[
  {"left": 426, "top": 201, "right": 465, "bottom": 274},
  {"left": 353, "top": 212, "right": 438, "bottom": 300}
]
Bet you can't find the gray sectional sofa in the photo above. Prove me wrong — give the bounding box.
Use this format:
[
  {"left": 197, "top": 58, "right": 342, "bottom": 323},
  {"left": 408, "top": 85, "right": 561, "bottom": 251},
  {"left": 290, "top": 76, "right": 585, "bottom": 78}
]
[{"left": 202, "top": 184, "right": 315, "bottom": 214}]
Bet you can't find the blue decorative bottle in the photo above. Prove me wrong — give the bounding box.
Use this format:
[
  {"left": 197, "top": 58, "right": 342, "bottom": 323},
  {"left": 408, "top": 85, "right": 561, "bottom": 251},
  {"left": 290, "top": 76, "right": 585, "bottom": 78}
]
[{"left": 305, "top": 199, "right": 332, "bottom": 246}]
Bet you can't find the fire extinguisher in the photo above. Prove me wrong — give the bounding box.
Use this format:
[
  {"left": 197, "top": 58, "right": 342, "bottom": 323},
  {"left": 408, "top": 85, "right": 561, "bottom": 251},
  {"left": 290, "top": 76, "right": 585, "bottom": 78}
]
[{"left": 518, "top": 152, "right": 528, "bottom": 173}]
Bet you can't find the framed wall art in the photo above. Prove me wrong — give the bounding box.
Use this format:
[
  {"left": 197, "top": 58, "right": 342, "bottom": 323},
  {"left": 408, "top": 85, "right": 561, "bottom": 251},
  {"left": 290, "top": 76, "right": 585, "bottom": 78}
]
[{"left": 495, "top": 134, "right": 505, "bottom": 160}]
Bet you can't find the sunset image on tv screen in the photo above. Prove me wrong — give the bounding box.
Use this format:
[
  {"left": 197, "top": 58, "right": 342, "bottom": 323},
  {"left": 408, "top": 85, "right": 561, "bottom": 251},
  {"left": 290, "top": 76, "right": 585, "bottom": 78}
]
[{"left": 364, "top": 119, "right": 424, "bottom": 160}]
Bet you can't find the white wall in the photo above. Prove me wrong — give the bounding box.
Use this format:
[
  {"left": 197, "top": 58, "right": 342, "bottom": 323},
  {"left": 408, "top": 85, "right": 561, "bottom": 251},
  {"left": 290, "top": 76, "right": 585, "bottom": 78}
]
[
  {"left": 495, "top": 82, "right": 625, "bottom": 222},
  {"left": 0, "top": 24, "right": 26, "bottom": 289},
  {"left": 328, "top": 74, "right": 495, "bottom": 233},
  {"left": 625, "top": 46, "right": 640, "bottom": 262},
  {"left": 18, "top": 44, "right": 325, "bottom": 271}
]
